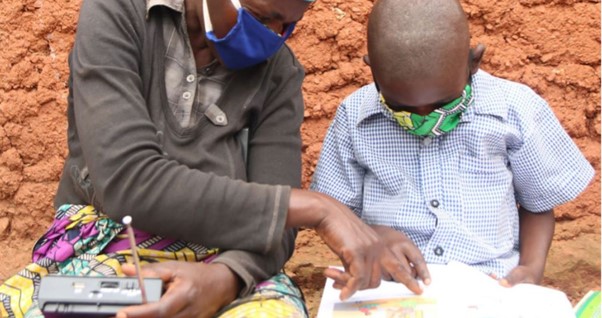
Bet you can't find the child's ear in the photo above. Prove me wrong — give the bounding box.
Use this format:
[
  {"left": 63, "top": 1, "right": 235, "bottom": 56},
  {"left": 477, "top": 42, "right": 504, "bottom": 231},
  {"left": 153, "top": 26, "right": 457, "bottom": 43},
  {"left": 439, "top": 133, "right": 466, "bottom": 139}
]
[
  {"left": 469, "top": 44, "right": 486, "bottom": 75},
  {"left": 363, "top": 55, "right": 371, "bottom": 66}
]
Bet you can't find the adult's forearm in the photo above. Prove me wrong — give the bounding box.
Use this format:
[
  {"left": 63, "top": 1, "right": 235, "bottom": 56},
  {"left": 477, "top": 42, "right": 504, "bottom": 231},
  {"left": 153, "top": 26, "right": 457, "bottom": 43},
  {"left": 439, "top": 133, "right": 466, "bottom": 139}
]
[{"left": 212, "top": 228, "right": 297, "bottom": 296}]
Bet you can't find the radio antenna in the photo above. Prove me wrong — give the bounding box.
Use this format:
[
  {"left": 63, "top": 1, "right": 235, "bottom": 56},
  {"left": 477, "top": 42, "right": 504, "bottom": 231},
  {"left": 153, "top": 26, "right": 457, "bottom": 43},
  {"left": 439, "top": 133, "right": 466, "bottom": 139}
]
[{"left": 122, "top": 215, "right": 148, "bottom": 304}]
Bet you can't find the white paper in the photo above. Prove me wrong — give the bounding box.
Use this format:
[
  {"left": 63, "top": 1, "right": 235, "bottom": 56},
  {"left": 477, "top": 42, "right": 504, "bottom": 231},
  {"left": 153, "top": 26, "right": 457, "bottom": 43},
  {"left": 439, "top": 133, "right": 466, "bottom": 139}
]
[{"left": 316, "top": 262, "right": 575, "bottom": 318}]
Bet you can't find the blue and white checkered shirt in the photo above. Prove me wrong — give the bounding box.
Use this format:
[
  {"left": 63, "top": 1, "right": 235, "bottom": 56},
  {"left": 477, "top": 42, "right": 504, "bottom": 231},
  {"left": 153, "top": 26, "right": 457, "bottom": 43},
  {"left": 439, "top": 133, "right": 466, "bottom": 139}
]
[{"left": 310, "top": 70, "right": 594, "bottom": 277}]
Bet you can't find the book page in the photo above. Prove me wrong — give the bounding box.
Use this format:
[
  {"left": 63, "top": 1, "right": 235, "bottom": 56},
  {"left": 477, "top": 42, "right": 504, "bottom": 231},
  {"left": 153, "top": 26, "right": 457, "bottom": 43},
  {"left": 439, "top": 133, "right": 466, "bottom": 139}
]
[{"left": 316, "top": 262, "right": 575, "bottom": 318}]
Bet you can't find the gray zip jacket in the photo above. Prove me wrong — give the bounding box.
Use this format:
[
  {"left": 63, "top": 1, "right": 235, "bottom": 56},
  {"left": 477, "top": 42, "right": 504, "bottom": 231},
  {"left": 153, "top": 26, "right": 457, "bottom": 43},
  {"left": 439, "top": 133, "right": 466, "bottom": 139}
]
[{"left": 54, "top": 0, "right": 304, "bottom": 295}]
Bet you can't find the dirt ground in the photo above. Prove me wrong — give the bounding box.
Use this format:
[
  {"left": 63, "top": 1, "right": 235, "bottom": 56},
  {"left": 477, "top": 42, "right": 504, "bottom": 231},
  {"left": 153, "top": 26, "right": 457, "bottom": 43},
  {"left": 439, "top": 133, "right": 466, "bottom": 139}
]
[{"left": 0, "top": 0, "right": 600, "bottom": 317}]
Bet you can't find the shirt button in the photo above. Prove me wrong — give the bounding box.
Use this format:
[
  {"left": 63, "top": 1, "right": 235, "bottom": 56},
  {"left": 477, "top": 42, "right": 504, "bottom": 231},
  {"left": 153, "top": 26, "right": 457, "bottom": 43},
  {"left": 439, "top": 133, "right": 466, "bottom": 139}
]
[
  {"left": 422, "top": 137, "right": 432, "bottom": 146},
  {"left": 215, "top": 115, "right": 225, "bottom": 124},
  {"left": 434, "top": 246, "right": 444, "bottom": 256},
  {"left": 182, "top": 91, "right": 192, "bottom": 99},
  {"left": 186, "top": 74, "right": 195, "bottom": 83},
  {"left": 430, "top": 199, "right": 440, "bottom": 208}
]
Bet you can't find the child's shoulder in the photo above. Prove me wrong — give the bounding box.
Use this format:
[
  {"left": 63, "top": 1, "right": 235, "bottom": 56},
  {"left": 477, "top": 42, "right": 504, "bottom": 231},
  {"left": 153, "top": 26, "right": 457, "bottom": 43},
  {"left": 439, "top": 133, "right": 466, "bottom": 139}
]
[
  {"left": 343, "top": 83, "right": 379, "bottom": 105},
  {"left": 337, "top": 83, "right": 380, "bottom": 117},
  {"left": 472, "top": 70, "right": 549, "bottom": 119},
  {"left": 474, "top": 70, "right": 543, "bottom": 100}
]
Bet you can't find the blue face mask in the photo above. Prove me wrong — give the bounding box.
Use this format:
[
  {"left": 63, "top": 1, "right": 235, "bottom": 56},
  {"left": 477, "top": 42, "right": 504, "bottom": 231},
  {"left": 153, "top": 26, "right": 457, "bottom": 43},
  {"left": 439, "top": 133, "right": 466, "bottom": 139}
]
[{"left": 203, "top": 0, "right": 296, "bottom": 70}]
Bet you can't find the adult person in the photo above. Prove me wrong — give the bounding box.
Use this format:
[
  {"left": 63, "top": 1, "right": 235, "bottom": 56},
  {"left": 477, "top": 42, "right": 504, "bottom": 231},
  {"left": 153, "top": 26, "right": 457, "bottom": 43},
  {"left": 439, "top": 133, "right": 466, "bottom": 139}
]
[
  {"left": 0, "top": 0, "right": 411, "bottom": 317},
  {"left": 311, "top": 0, "right": 594, "bottom": 292}
]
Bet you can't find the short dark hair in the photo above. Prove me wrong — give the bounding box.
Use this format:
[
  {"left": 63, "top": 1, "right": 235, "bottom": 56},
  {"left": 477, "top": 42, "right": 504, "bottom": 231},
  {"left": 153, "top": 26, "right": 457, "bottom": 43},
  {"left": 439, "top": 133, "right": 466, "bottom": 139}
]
[{"left": 368, "top": 0, "right": 470, "bottom": 83}]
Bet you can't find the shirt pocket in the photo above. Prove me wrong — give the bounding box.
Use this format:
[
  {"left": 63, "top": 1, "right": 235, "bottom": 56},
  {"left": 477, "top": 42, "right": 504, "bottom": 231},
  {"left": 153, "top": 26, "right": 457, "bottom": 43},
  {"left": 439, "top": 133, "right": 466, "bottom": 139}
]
[
  {"left": 364, "top": 161, "right": 409, "bottom": 198},
  {"left": 459, "top": 134, "right": 510, "bottom": 176},
  {"left": 357, "top": 132, "right": 420, "bottom": 196}
]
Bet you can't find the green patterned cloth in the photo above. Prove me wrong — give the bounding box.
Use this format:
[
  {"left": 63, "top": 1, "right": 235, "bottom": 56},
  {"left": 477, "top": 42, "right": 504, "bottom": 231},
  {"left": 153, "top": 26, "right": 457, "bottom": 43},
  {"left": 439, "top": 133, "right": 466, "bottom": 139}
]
[
  {"left": 0, "top": 205, "right": 307, "bottom": 318},
  {"left": 382, "top": 84, "right": 473, "bottom": 137}
]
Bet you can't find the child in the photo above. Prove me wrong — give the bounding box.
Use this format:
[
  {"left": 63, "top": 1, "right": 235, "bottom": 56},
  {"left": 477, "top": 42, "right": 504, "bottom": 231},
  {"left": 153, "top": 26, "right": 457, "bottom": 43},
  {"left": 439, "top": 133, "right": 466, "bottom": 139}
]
[{"left": 311, "top": 0, "right": 594, "bottom": 290}]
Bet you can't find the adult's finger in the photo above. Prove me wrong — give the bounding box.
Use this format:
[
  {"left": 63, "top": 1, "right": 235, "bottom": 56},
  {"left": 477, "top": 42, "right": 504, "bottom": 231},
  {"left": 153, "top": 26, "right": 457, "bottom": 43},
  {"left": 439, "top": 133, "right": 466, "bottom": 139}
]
[
  {"left": 338, "top": 260, "right": 363, "bottom": 300},
  {"left": 368, "top": 257, "right": 382, "bottom": 289},
  {"left": 388, "top": 240, "right": 430, "bottom": 285},
  {"left": 381, "top": 257, "right": 423, "bottom": 295},
  {"left": 323, "top": 267, "right": 351, "bottom": 289},
  {"left": 324, "top": 265, "right": 381, "bottom": 292},
  {"left": 339, "top": 276, "right": 361, "bottom": 301},
  {"left": 403, "top": 248, "right": 430, "bottom": 285},
  {"left": 117, "top": 277, "right": 190, "bottom": 318},
  {"left": 121, "top": 263, "right": 171, "bottom": 282},
  {"left": 117, "top": 302, "right": 165, "bottom": 318},
  {"left": 381, "top": 271, "right": 393, "bottom": 282},
  {"left": 338, "top": 244, "right": 371, "bottom": 300}
]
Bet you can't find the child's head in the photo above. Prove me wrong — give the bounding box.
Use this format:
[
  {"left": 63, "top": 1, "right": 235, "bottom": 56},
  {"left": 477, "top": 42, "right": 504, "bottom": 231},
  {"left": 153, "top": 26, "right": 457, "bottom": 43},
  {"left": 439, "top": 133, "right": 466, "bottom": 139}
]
[{"left": 367, "top": 0, "right": 484, "bottom": 116}]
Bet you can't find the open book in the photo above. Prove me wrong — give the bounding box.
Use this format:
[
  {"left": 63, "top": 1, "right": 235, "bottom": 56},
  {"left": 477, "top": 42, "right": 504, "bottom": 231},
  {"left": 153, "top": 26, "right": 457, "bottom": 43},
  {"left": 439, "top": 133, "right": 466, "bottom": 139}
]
[
  {"left": 317, "top": 261, "right": 575, "bottom": 318},
  {"left": 575, "top": 290, "right": 600, "bottom": 318}
]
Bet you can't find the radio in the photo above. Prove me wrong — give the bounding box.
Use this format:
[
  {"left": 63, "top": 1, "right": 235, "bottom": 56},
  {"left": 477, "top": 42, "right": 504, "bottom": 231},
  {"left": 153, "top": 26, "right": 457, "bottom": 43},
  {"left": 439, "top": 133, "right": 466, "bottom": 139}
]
[
  {"left": 38, "top": 275, "right": 163, "bottom": 318},
  {"left": 39, "top": 216, "right": 164, "bottom": 317}
]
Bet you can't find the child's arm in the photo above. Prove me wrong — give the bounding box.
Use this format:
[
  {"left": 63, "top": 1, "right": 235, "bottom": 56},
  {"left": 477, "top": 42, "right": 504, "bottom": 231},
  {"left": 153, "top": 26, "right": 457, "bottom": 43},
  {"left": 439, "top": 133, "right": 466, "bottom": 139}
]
[{"left": 500, "top": 206, "right": 555, "bottom": 287}]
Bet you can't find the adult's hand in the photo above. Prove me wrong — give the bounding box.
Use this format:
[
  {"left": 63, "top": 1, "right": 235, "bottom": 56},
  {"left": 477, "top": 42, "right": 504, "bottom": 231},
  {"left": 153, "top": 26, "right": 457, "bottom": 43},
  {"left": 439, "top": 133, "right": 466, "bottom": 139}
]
[
  {"left": 117, "top": 262, "right": 240, "bottom": 318},
  {"left": 370, "top": 225, "right": 430, "bottom": 287},
  {"left": 287, "top": 189, "right": 424, "bottom": 300}
]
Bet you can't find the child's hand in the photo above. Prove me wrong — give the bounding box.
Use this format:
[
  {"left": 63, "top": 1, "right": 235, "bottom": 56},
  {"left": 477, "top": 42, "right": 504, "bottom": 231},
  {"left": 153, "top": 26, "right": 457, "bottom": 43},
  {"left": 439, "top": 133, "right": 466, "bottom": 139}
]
[{"left": 499, "top": 264, "right": 541, "bottom": 287}]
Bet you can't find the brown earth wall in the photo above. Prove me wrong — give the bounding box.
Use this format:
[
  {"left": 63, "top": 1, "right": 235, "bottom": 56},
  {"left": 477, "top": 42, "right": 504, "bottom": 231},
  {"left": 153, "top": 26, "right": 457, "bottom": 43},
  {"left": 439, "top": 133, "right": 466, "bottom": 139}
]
[{"left": 0, "top": 0, "right": 600, "bottom": 317}]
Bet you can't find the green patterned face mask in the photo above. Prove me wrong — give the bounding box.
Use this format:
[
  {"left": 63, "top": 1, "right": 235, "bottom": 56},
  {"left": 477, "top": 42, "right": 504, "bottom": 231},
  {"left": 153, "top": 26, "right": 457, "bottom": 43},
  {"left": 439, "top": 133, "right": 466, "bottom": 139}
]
[{"left": 380, "top": 84, "right": 473, "bottom": 137}]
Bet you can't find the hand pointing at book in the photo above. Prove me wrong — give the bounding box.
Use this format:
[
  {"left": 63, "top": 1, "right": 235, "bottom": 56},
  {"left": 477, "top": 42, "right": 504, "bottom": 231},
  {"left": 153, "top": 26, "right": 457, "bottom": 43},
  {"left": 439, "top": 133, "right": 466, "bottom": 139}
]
[
  {"left": 286, "top": 189, "right": 429, "bottom": 300},
  {"left": 321, "top": 224, "right": 431, "bottom": 297}
]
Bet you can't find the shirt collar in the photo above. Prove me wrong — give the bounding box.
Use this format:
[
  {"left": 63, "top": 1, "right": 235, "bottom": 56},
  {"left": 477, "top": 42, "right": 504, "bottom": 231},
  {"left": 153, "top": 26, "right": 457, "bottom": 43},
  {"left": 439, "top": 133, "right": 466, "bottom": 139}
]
[
  {"left": 356, "top": 70, "right": 509, "bottom": 127},
  {"left": 463, "top": 70, "right": 508, "bottom": 122},
  {"left": 147, "top": 0, "right": 184, "bottom": 16},
  {"left": 357, "top": 83, "right": 389, "bottom": 126}
]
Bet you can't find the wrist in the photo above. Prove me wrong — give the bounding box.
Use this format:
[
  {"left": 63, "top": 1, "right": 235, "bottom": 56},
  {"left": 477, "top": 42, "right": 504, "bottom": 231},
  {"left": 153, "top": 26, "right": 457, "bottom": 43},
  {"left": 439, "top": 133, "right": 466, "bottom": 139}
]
[
  {"left": 517, "top": 260, "right": 545, "bottom": 283},
  {"left": 209, "top": 263, "right": 242, "bottom": 304},
  {"left": 287, "top": 189, "right": 328, "bottom": 228},
  {"left": 518, "top": 252, "right": 547, "bottom": 271}
]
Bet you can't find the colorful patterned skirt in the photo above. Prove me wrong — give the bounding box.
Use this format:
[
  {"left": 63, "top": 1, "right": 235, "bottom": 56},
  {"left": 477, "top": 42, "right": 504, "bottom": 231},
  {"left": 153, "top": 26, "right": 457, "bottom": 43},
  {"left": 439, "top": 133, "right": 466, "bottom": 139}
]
[{"left": 0, "top": 205, "right": 307, "bottom": 318}]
